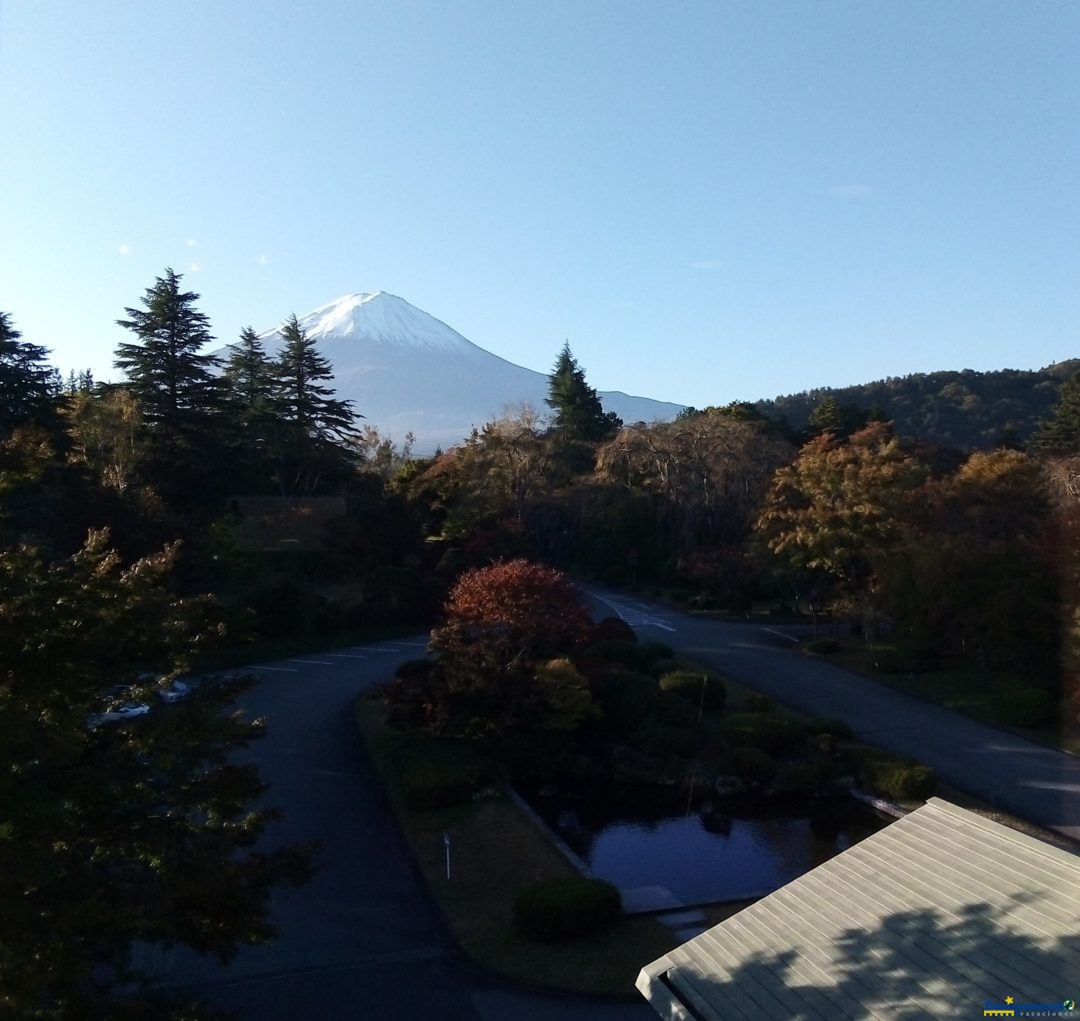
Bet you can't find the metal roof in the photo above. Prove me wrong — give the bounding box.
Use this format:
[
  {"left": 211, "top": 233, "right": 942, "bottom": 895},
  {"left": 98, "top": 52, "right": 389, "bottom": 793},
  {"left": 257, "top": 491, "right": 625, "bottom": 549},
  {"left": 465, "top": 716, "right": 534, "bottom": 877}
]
[{"left": 637, "top": 798, "right": 1080, "bottom": 1019}]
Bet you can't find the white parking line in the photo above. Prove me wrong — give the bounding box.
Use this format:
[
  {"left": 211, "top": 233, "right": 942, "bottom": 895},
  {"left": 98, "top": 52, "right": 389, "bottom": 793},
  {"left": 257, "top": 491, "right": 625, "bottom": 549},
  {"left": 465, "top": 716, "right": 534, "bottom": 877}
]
[
  {"left": 394, "top": 641, "right": 429, "bottom": 647},
  {"left": 289, "top": 658, "right": 336, "bottom": 666},
  {"left": 760, "top": 628, "right": 800, "bottom": 644},
  {"left": 365, "top": 647, "right": 403, "bottom": 653},
  {"left": 248, "top": 665, "right": 298, "bottom": 673},
  {"left": 327, "top": 653, "right": 368, "bottom": 659}
]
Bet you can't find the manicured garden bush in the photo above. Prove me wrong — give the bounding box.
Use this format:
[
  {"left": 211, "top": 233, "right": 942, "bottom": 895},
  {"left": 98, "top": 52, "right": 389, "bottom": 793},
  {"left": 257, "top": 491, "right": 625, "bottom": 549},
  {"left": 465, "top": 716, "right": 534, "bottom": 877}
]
[
  {"left": 727, "top": 746, "right": 778, "bottom": 783},
  {"left": 659, "top": 670, "right": 726, "bottom": 711},
  {"left": 992, "top": 688, "right": 1057, "bottom": 728},
  {"left": 867, "top": 763, "right": 937, "bottom": 801},
  {"left": 771, "top": 762, "right": 820, "bottom": 797},
  {"left": 804, "top": 717, "right": 854, "bottom": 740},
  {"left": 513, "top": 877, "right": 622, "bottom": 941},
  {"left": 722, "top": 713, "right": 806, "bottom": 755},
  {"left": 648, "top": 657, "right": 679, "bottom": 679},
  {"left": 741, "top": 691, "right": 775, "bottom": 714},
  {"left": 584, "top": 640, "right": 658, "bottom": 673},
  {"left": 805, "top": 637, "right": 840, "bottom": 655}
]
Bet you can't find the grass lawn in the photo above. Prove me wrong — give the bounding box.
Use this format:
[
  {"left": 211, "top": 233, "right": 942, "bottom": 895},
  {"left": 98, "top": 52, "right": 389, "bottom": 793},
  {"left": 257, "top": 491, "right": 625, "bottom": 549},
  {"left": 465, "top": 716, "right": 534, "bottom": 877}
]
[
  {"left": 812, "top": 640, "right": 1080, "bottom": 755},
  {"left": 354, "top": 697, "right": 680, "bottom": 997}
]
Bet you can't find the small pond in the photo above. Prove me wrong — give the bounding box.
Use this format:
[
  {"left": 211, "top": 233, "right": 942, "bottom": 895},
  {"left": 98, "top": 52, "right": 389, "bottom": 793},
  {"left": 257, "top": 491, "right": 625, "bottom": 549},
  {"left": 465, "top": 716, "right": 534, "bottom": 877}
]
[{"left": 522, "top": 783, "right": 893, "bottom": 910}]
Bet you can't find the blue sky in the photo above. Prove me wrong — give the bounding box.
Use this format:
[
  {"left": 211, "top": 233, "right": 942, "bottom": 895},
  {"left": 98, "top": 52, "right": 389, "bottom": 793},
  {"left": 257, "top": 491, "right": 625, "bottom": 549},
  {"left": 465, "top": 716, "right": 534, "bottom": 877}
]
[{"left": 2, "top": 1, "right": 1077, "bottom": 409}]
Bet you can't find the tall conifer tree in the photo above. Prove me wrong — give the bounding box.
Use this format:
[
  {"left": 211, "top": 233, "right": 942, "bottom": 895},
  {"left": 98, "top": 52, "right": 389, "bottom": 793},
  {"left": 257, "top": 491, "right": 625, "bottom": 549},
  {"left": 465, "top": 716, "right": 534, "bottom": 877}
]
[
  {"left": 0, "top": 311, "right": 59, "bottom": 436},
  {"left": 115, "top": 268, "right": 222, "bottom": 428},
  {"left": 545, "top": 342, "right": 620, "bottom": 442},
  {"left": 114, "top": 269, "right": 229, "bottom": 503},
  {"left": 271, "top": 314, "right": 359, "bottom": 492},
  {"left": 1032, "top": 372, "right": 1080, "bottom": 457}
]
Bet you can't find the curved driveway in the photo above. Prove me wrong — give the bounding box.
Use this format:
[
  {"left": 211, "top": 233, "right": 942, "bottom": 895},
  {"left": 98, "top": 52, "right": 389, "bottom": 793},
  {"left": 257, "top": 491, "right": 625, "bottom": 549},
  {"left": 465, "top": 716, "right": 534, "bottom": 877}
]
[
  {"left": 161, "top": 638, "right": 653, "bottom": 1021},
  {"left": 586, "top": 587, "right": 1080, "bottom": 842},
  {"left": 164, "top": 589, "right": 1080, "bottom": 1017}
]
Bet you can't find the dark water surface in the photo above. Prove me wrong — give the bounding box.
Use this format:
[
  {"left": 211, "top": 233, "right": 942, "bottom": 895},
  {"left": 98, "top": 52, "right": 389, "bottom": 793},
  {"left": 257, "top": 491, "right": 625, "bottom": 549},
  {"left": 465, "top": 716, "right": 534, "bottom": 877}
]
[{"left": 524, "top": 783, "right": 893, "bottom": 906}]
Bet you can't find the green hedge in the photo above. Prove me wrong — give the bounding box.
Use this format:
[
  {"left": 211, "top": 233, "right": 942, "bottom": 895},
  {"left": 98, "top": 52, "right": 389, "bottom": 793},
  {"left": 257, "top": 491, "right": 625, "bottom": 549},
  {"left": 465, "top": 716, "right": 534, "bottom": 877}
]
[
  {"left": 867, "top": 763, "right": 937, "bottom": 801},
  {"left": 804, "top": 717, "right": 854, "bottom": 740},
  {"left": 659, "top": 670, "right": 726, "bottom": 711},
  {"left": 722, "top": 713, "right": 806, "bottom": 755},
  {"left": 584, "top": 640, "right": 659, "bottom": 673},
  {"left": 513, "top": 877, "right": 622, "bottom": 941},
  {"left": 727, "top": 746, "right": 778, "bottom": 783}
]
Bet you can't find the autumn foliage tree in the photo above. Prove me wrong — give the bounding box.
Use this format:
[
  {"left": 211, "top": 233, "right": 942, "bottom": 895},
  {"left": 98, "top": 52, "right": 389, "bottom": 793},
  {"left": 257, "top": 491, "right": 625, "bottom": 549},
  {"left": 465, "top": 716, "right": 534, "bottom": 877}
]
[
  {"left": 398, "top": 560, "right": 594, "bottom": 739},
  {"left": 756, "top": 422, "right": 929, "bottom": 628}
]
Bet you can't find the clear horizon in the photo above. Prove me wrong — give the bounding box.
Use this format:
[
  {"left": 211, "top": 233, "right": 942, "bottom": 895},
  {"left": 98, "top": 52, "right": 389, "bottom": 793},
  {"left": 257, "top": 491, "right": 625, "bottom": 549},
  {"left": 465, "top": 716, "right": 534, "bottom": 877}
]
[{"left": 2, "top": 1, "right": 1077, "bottom": 409}]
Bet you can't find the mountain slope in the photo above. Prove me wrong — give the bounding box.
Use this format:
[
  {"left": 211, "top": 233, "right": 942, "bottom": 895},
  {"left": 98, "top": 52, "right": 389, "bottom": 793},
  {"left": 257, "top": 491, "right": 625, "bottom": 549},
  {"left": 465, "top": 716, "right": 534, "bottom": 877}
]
[
  {"left": 753, "top": 361, "right": 1079, "bottom": 450},
  {"left": 253, "top": 292, "right": 684, "bottom": 452}
]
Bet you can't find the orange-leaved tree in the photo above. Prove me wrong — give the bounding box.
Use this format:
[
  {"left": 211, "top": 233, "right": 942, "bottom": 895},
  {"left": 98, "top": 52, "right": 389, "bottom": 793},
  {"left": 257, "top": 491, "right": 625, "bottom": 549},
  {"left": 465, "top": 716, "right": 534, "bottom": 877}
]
[{"left": 424, "top": 559, "right": 594, "bottom": 738}]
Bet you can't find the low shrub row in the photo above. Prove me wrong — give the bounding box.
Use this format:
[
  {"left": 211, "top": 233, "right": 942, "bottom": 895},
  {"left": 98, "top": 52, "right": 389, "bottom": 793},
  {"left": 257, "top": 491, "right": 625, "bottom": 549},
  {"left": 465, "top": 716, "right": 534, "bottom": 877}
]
[{"left": 513, "top": 877, "right": 622, "bottom": 941}]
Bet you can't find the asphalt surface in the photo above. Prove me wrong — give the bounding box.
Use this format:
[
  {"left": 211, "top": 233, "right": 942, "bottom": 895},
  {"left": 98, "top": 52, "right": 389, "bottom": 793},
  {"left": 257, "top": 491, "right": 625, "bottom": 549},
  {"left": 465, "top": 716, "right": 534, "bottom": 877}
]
[
  {"left": 159, "top": 590, "right": 1080, "bottom": 1017},
  {"left": 158, "top": 637, "right": 654, "bottom": 1021}
]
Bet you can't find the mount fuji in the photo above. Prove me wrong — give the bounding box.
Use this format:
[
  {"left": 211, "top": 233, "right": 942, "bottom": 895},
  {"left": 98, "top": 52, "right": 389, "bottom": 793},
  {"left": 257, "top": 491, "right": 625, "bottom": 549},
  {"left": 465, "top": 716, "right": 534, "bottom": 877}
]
[{"left": 251, "top": 291, "right": 685, "bottom": 453}]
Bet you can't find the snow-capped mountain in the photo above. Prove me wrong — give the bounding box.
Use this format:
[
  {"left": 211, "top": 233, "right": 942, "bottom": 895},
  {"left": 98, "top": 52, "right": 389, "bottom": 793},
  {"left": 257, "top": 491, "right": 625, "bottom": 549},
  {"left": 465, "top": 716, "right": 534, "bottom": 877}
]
[{"left": 251, "top": 291, "right": 684, "bottom": 453}]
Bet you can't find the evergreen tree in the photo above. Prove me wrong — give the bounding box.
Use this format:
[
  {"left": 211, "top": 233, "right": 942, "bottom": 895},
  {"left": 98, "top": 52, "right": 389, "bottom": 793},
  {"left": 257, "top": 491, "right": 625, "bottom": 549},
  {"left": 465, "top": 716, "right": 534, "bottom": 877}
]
[
  {"left": 271, "top": 314, "right": 359, "bottom": 492},
  {"left": 0, "top": 311, "right": 59, "bottom": 436},
  {"left": 222, "top": 327, "right": 280, "bottom": 492},
  {"left": 225, "top": 327, "right": 275, "bottom": 417},
  {"left": 1032, "top": 372, "right": 1080, "bottom": 456},
  {"left": 115, "top": 268, "right": 222, "bottom": 428},
  {"left": 545, "top": 342, "right": 620, "bottom": 442},
  {"left": 114, "top": 269, "right": 230, "bottom": 503}
]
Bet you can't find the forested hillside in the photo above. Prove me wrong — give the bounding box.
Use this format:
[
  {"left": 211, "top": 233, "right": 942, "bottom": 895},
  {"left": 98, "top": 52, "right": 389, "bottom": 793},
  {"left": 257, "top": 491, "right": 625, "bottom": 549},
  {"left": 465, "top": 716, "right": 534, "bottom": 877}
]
[{"left": 753, "top": 360, "right": 1080, "bottom": 450}]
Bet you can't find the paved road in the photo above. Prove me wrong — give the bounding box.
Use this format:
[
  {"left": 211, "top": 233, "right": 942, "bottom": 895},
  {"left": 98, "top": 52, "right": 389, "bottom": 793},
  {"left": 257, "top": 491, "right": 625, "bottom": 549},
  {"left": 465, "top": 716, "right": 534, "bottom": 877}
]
[
  {"left": 161, "top": 589, "right": 1080, "bottom": 1017},
  {"left": 586, "top": 587, "right": 1080, "bottom": 842},
  {"left": 159, "top": 638, "right": 654, "bottom": 1021}
]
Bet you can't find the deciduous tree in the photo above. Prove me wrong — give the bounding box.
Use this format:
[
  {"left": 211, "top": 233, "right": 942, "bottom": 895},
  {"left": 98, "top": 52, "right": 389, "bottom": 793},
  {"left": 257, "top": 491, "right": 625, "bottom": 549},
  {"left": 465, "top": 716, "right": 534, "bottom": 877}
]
[{"left": 0, "top": 530, "right": 313, "bottom": 1017}]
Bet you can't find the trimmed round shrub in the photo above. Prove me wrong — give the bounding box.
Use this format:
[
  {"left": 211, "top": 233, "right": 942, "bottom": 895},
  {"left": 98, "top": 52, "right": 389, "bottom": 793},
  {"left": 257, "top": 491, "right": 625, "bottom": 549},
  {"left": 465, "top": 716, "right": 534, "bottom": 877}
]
[
  {"left": 805, "top": 638, "right": 840, "bottom": 655},
  {"left": 804, "top": 717, "right": 854, "bottom": 740},
  {"left": 868, "top": 763, "right": 937, "bottom": 802},
  {"left": 659, "top": 670, "right": 726, "bottom": 711},
  {"left": 728, "top": 746, "right": 778, "bottom": 783},
  {"left": 584, "top": 640, "right": 658, "bottom": 673},
  {"left": 513, "top": 877, "right": 622, "bottom": 941},
  {"left": 993, "top": 688, "right": 1057, "bottom": 728},
  {"left": 722, "top": 713, "right": 806, "bottom": 755},
  {"left": 772, "top": 762, "right": 820, "bottom": 797},
  {"left": 402, "top": 766, "right": 475, "bottom": 811},
  {"left": 648, "top": 657, "right": 679, "bottom": 679},
  {"left": 742, "top": 692, "right": 775, "bottom": 714}
]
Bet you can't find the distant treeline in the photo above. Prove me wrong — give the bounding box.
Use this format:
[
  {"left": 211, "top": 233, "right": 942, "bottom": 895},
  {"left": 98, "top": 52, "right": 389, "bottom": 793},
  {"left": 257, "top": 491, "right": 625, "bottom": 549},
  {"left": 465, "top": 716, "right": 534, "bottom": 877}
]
[{"left": 752, "top": 360, "right": 1080, "bottom": 450}]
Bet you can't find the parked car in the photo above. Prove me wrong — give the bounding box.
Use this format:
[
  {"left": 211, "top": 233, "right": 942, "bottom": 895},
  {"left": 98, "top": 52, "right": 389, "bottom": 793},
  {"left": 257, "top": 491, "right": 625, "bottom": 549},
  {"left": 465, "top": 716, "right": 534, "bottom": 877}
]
[
  {"left": 157, "top": 679, "right": 190, "bottom": 704},
  {"left": 87, "top": 701, "right": 152, "bottom": 729}
]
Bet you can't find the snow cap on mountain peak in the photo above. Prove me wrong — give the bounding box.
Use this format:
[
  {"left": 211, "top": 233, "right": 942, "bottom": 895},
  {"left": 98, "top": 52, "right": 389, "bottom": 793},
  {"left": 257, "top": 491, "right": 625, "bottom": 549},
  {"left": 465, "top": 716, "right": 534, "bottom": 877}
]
[{"left": 281, "top": 290, "right": 476, "bottom": 353}]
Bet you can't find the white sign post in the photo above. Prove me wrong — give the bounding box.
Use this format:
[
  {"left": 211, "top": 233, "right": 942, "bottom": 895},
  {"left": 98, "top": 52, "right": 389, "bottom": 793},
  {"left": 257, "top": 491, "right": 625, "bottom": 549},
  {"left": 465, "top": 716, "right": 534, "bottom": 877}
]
[{"left": 443, "top": 832, "right": 451, "bottom": 880}]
